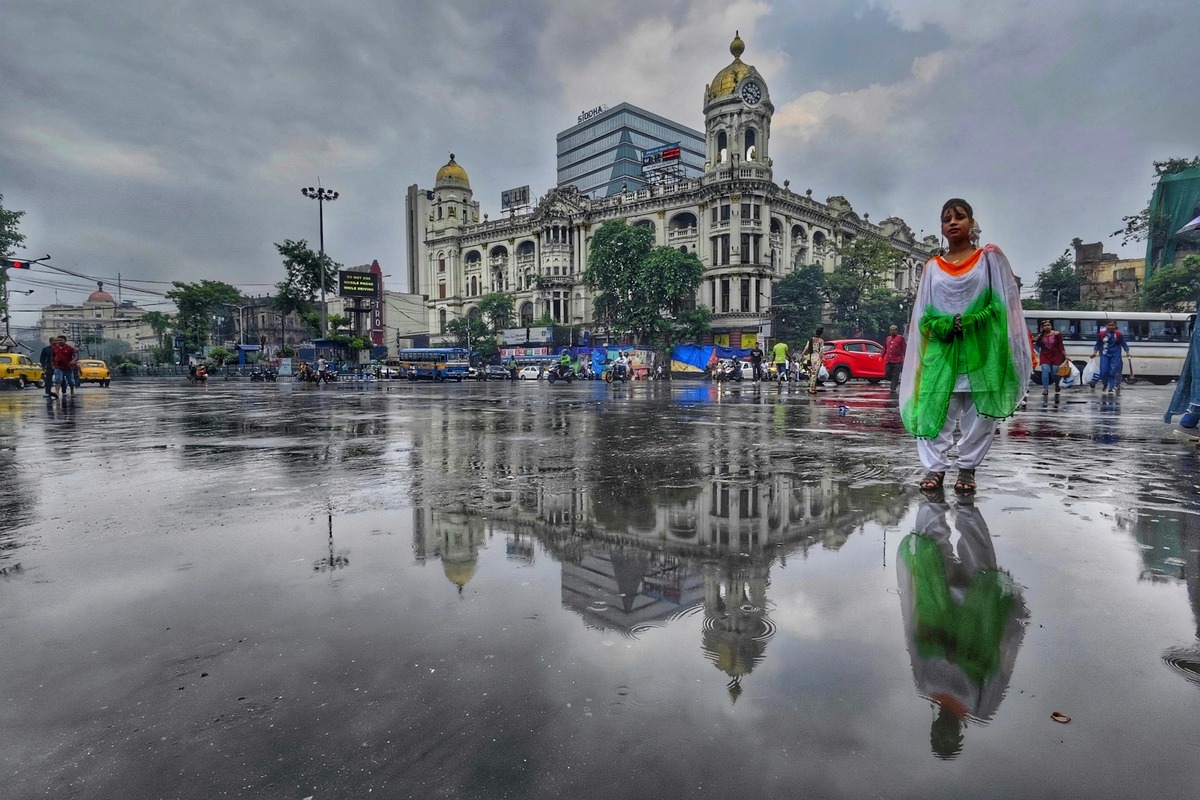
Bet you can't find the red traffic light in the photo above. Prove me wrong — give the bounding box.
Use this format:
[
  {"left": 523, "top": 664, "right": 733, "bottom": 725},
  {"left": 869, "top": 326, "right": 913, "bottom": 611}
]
[{"left": 1, "top": 258, "right": 30, "bottom": 269}]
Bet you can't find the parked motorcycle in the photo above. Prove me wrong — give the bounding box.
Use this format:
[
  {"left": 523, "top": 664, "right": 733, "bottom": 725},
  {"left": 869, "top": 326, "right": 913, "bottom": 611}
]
[
  {"left": 250, "top": 367, "right": 277, "bottom": 383},
  {"left": 546, "top": 364, "right": 577, "bottom": 385}
]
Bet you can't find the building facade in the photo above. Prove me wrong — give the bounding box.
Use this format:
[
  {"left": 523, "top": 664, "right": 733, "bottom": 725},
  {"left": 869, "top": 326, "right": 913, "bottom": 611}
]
[
  {"left": 38, "top": 282, "right": 156, "bottom": 357},
  {"left": 556, "top": 102, "right": 705, "bottom": 198},
  {"left": 408, "top": 35, "right": 936, "bottom": 347},
  {"left": 1073, "top": 241, "right": 1144, "bottom": 308}
]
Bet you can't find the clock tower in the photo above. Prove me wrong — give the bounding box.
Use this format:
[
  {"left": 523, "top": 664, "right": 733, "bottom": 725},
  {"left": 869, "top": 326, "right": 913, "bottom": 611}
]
[{"left": 703, "top": 32, "right": 773, "bottom": 179}]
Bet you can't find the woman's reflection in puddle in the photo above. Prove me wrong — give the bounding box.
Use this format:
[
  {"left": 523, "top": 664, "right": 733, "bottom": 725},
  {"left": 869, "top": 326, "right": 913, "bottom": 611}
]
[{"left": 897, "top": 493, "right": 1029, "bottom": 759}]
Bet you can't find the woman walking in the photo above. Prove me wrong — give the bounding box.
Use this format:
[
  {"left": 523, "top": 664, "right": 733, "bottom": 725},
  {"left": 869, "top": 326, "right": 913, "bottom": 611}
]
[
  {"left": 800, "top": 327, "right": 826, "bottom": 395},
  {"left": 1092, "top": 320, "right": 1130, "bottom": 394},
  {"left": 900, "top": 199, "right": 1029, "bottom": 494},
  {"left": 1033, "top": 319, "right": 1067, "bottom": 396}
]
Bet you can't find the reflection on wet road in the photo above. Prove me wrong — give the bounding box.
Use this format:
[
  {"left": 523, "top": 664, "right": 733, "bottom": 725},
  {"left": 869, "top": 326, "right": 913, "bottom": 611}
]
[{"left": 1, "top": 379, "right": 1198, "bottom": 798}]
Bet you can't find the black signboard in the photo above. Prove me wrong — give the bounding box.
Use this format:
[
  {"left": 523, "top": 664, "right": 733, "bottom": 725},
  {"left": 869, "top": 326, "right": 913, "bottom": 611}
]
[{"left": 338, "top": 271, "right": 380, "bottom": 298}]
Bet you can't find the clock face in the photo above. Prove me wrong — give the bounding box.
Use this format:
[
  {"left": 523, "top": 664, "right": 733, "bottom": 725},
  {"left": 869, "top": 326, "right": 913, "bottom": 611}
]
[{"left": 741, "top": 81, "right": 762, "bottom": 105}]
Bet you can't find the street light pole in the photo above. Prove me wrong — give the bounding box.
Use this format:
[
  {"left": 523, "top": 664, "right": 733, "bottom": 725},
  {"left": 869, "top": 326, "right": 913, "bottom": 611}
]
[{"left": 301, "top": 183, "right": 339, "bottom": 337}]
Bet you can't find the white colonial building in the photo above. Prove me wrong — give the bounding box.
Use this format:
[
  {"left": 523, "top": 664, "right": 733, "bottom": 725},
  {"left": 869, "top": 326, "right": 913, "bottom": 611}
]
[
  {"left": 38, "top": 282, "right": 157, "bottom": 356},
  {"left": 409, "top": 34, "right": 936, "bottom": 346}
]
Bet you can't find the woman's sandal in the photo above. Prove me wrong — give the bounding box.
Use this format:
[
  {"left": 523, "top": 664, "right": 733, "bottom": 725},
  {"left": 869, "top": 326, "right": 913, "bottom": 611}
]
[
  {"left": 954, "top": 469, "right": 977, "bottom": 493},
  {"left": 919, "top": 471, "right": 945, "bottom": 491}
]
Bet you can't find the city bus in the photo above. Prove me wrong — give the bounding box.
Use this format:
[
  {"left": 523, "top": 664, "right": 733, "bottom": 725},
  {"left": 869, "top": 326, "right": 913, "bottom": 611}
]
[
  {"left": 1022, "top": 310, "right": 1194, "bottom": 384},
  {"left": 396, "top": 347, "right": 470, "bottom": 381}
]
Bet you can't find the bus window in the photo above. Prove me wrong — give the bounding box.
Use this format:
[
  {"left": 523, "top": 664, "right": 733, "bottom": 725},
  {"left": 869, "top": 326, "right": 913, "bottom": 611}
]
[
  {"left": 1063, "top": 319, "right": 1084, "bottom": 340},
  {"left": 1122, "top": 320, "right": 1148, "bottom": 341},
  {"left": 1147, "top": 320, "right": 1174, "bottom": 341}
]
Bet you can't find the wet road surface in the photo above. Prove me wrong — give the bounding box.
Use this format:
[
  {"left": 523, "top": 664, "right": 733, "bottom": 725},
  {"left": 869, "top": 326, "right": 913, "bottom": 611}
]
[{"left": 2, "top": 377, "right": 1199, "bottom": 798}]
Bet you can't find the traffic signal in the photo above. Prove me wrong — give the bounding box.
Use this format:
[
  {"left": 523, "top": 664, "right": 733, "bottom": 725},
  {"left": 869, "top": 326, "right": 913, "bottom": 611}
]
[{"left": 1, "top": 257, "right": 31, "bottom": 269}]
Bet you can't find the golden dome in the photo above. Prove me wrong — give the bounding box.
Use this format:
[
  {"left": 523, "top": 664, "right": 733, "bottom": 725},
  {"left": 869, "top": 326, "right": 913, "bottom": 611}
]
[
  {"left": 706, "top": 32, "right": 752, "bottom": 102},
  {"left": 443, "top": 558, "right": 477, "bottom": 589},
  {"left": 435, "top": 153, "right": 470, "bottom": 187}
]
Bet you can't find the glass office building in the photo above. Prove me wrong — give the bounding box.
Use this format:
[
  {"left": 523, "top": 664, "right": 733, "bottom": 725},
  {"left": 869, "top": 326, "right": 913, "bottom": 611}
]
[{"left": 556, "top": 103, "right": 704, "bottom": 197}]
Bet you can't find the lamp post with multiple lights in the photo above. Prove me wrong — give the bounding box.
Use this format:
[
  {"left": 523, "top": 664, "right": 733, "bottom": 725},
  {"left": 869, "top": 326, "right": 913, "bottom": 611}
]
[{"left": 301, "top": 183, "right": 339, "bottom": 336}]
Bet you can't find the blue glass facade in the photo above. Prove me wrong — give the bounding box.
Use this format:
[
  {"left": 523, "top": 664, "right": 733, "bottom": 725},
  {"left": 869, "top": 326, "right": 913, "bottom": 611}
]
[{"left": 556, "top": 103, "right": 705, "bottom": 197}]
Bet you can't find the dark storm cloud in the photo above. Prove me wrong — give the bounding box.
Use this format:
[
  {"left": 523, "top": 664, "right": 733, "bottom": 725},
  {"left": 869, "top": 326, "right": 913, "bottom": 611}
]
[{"left": 1, "top": 0, "right": 1197, "bottom": 304}]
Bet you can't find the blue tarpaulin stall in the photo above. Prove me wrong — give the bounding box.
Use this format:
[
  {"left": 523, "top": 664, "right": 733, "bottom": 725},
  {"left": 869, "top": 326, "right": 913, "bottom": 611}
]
[{"left": 670, "top": 344, "right": 751, "bottom": 374}]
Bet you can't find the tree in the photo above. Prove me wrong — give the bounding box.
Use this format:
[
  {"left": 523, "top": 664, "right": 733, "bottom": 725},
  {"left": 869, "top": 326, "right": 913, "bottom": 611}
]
[
  {"left": 1033, "top": 254, "right": 1082, "bottom": 310},
  {"left": 447, "top": 316, "right": 498, "bottom": 362},
  {"left": 274, "top": 239, "right": 340, "bottom": 334},
  {"left": 0, "top": 193, "right": 28, "bottom": 325},
  {"left": 584, "top": 221, "right": 705, "bottom": 345},
  {"left": 477, "top": 293, "right": 514, "bottom": 332},
  {"left": 166, "top": 280, "right": 243, "bottom": 354},
  {"left": 1142, "top": 254, "right": 1200, "bottom": 311},
  {"left": 771, "top": 265, "right": 825, "bottom": 344},
  {"left": 823, "top": 237, "right": 905, "bottom": 334},
  {"left": 208, "top": 346, "right": 233, "bottom": 366},
  {"left": 657, "top": 305, "right": 712, "bottom": 348},
  {"left": 327, "top": 313, "right": 349, "bottom": 332},
  {"left": 141, "top": 311, "right": 173, "bottom": 352},
  {"left": 1112, "top": 157, "right": 1200, "bottom": 245}
]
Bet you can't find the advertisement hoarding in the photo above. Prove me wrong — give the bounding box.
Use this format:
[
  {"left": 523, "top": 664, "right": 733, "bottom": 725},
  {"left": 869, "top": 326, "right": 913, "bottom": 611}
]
[
  {"left": 338, "top": 271, "right": 380, "bottom": 299},
  {"left": 642, "top": 142, "right": 682, "bottom": 172},
  {"left": 501, "top": 185, "right": 531, "bottom": 211}
]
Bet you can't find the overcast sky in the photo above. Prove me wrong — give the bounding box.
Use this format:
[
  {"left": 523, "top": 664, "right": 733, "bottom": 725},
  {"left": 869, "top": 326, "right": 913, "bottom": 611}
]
[{"left": 2, "top": 0, "right": 1197, "bottom": 320}]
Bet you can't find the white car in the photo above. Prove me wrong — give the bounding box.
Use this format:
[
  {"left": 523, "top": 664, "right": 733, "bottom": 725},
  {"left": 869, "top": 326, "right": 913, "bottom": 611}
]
[{"left": 518, "top": 366, "right": 541, "bottom": 380}]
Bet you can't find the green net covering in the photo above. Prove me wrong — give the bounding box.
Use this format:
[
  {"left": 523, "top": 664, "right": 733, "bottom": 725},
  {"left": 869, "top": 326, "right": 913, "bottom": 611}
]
[{"left": 1146, "top": 167, "right": 1200, "bottom": 280}]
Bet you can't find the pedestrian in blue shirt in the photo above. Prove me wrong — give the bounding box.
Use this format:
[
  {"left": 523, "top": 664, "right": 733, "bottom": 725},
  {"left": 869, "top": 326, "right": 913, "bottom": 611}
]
[{"left": 1092, "top": 320, "right": 1130, "bottom": 394}]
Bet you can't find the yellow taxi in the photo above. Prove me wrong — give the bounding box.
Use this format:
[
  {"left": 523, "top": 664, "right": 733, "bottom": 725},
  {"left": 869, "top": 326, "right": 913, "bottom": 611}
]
[
  {"left": 77, "top": 359, "right": 111, "bottom": 387},
  {"left": 0, "top": 353, "right": 45, "bottom": 389}
]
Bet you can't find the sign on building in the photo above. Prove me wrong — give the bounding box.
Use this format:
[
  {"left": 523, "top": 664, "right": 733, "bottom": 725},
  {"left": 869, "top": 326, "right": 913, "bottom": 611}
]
[
  {"left": 642, "top": 142, "right": 682, "bottom": 172},
  {"left": 338, "top": 271, "right": 380, "bottom": 299},
  {"left": 501, "top": 185, "right": 531, "bottom": 212}
]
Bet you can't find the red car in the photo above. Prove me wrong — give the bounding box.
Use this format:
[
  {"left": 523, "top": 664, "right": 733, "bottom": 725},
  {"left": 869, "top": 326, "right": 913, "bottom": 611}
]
[{"left": 822, "top": 339, "right": 886, "bottom": 384}]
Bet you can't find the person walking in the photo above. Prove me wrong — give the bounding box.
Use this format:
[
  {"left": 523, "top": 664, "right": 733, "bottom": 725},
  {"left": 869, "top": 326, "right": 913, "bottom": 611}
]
[
  {"left": 39, "top": 336, "right": 57, "bottom": 398},
  {"left": 1033, "top": 319, "right": 1067, "bottom": 397},
  {"left": 1092, "top": 320, "right": 1130, "bottom": 395},
  {"left": 748, "top": 343, "right": 765, "bottom": 382},
  {"left": 800, "top": 327, "right": 826, "bottom": 394},
  {"left": 885, "top": 324, "right": 907, "bottom": 394},
  {"left": 771, "top": 339, "right": 790, "bottom": 382},
  {"left": 51, "top": 335, "right": 78, "bottom": 397},
  {"left": 507, "top": 355, "right": 519, "bottom": 382},
  {"left": 899, "top": 198, "right": 1029, "bottom": 494}
]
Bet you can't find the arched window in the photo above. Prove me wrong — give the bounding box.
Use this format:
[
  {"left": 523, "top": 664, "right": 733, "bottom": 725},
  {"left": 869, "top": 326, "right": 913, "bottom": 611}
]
[
  {"left": 633, "top": 219, "right": 655, "bottom": 234},
  {"left": 438, "top": 309, "right": 447, "bottom": 334},
  {"left": 669, "top": 211, "right": 697, "bottom": 231},
  {"left": 520, "top": 302, "right": 534, "bottom": 327},
  {"left": 490, "top": 245, "right": 508, "bottom": 259},
  {"left": 465, "top": 250, "right": 481, "bottom": 265},
  {"left": 717, "top": 131, "right": 728, "bottom": 163},
  {"left": 516, "top": 240, "right": 535, "bottom": 257},
  {"left": 745, "top": 128, "right": 757, "bottom": 161}
]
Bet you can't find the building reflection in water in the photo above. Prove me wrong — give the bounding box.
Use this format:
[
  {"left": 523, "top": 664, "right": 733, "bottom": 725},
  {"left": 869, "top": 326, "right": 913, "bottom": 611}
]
[
  {"left": 408, "top": 415, "right": 909, "bottom": 699},
  {"left": 896, "top": 496, "right": 1028, "bottom": 759}
]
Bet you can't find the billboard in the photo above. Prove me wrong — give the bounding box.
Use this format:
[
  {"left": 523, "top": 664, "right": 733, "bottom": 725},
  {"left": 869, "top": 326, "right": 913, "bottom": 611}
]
[
  {"left": 642, "top": 142, "right": 682, "bottom": 172},
  {"left": 501, "top": 185, "right": 531, "bottom": 211},
  {"left": 338, "top": 270, "right": 380, "bottom": 298}
]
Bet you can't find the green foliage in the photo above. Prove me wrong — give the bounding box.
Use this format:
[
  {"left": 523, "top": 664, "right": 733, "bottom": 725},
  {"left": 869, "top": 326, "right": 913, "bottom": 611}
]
[
  {"left": 274, "top": 239, "right": 339, "bottom": 302},
  {"left": 1034, "top": 254, "right": 1082, "bottom": 309},
  {"left": 0, "top": 193, "right": 26, "bottom": 259},
  {"left": 532, "top": 311, "right": 555, "bottom": 327},
  {"left": 772, "top": 265, "right": 825, "bottom": 344},
  {"left": 208, "top": 346, "right": 234, "bottom": 366},
  {"left": 477, "top": 293, "right": 515, "bottom": 332},
  {"left": 656, "top": 305, "right": 712, "bottom": 347},
  {"left": 584, "top": 221, "right": 704, "bottom": 345},
  {"left": 0, "top": 193, "right": 28, "bottom": 319},
  {"left": 1113, "top": 156, "right": 1200, "bottom": 245},
  {"left": 300, "top": 310, "right": 323, "bottom": 337},
  {"left": 447, "top": 316, "right": 498, "bottom": 361},
  {"left": 823, "top": 238, "right": 905, "bottom": 333},
  {"left": 327, "top": 314, "right": 349, "bottom": 331},
  {"left": 1142, "top": 254, "right": 1200, "bottom": 311},
  {"left": 166, "top": 280, "right": 243, "bottom": 353},
  {"left": 148, "top": 346, "right": 176, "bottom": 364},
  {"left": 277, "top": 345, "right": 295, "bottom": 358},
  {"left": 141, "top": 310, "right": 173, "bottom": 351}
]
